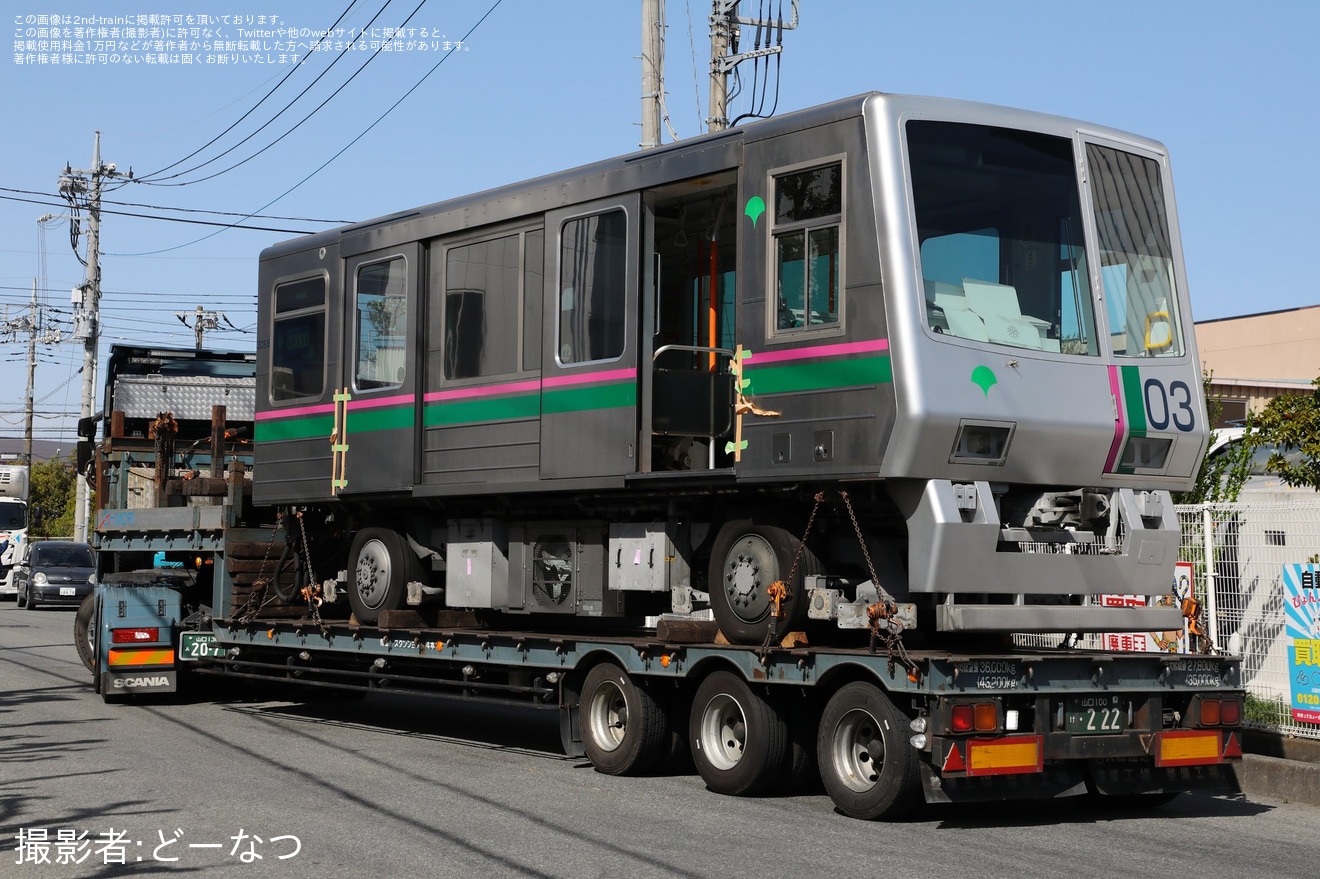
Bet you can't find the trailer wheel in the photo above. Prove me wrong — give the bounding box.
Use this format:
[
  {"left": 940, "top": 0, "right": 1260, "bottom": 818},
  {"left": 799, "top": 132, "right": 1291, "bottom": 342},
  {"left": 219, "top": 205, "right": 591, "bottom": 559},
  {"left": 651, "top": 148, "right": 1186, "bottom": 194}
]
[
  {"left": 817, "top": 682, "right": 921, "bottom": 820},
  {"left": 75, "top": 594, "right": 96, "bottom": 673},
  {"left": 707, "top": 520, "right": 821, "bottom": 645},
  {"left": 347, "top": 528, "right": 414, "bottom": 625},
  {"left": 580, "top": 662, "right": 670, "bottom": 776},
  {"left": 689, "top": 670, "right": 788, "bottom": 796}
]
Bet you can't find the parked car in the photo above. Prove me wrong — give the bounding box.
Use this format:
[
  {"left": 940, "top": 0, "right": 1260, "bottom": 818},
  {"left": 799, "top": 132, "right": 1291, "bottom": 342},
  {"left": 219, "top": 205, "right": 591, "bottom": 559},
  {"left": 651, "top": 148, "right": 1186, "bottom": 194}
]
[
  {"left": 1204, "top": 426, "right": 1309, "bottom": 494},
  {"left": 14, "top": 540, "right": 97, "bottom": 609}
]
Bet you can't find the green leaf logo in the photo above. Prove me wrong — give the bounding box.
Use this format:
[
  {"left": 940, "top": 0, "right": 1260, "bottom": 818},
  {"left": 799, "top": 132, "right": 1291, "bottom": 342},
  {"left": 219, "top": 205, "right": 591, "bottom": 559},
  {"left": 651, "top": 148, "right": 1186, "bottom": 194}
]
[
  {"left": 971, "top": 365, "right": 997, "bottom": 397},
  {"left": 744, "top": 196, "right": 766, "bottom": 228}
]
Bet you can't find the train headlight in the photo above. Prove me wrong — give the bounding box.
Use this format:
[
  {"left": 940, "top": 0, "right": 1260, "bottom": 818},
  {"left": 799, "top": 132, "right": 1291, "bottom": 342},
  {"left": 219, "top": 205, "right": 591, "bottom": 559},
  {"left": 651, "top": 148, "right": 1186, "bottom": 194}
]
[
  {"left": 1119, "top": 436, "right": 1172, "bottom": 471},
  {"left": 950, "top": 421, "right": 1013, "bottom": 465}
]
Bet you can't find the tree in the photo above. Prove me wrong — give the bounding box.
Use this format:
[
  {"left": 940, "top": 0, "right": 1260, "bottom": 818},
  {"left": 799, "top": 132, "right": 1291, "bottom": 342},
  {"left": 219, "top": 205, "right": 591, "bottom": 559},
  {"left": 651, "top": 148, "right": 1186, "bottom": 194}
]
[
  {"left": 28, "top": 456, "right": 78, "bottom": 538},
  {"left": 1176, "top": 370, "right": 1252, "bottom": 503},
  {"left": 1246, "top": 376, "right": 1320, "bottom": 489}
]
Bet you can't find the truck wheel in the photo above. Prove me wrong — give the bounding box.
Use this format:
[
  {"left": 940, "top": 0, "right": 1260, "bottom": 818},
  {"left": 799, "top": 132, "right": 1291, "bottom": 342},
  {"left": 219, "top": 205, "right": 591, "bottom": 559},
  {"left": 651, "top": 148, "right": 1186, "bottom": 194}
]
[
  {"left": 347, "top": 528, "right": 415, "bottom": 625},
  {"left": 580, "top": 662, "right": 670, "bottom": 775},
  {"left": 817, "top": 681, "right": 921, "bottom": 820},
  {"left": 75, "top": 594, "right": 96, "bottom": 673},
  {"left": 689, "top": 670, "right": 788, "bottom": 796},
  {"left": 707, "top": 520, "right": 821, "bottom": 645}
]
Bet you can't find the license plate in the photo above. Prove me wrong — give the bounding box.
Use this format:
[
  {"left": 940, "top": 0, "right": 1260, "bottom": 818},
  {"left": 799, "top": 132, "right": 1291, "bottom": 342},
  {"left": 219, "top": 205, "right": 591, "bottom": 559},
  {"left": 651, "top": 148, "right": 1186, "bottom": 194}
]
[
  {"left": 60, "top": 587, "right": 76, "bottom": 596},
  {"left": 179, "top": 632, "right": 224, "bottom": 661},
  {"left": 1064, "top": 695, "right": 1125, "bottom": 734}
]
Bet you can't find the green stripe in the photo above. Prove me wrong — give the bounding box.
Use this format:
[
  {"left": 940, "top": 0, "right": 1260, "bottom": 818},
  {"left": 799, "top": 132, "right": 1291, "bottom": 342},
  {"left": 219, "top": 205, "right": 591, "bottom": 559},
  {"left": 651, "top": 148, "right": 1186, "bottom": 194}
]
[
  {"left": 542, "top": 381, "right": 636, "bottom": 414},
  {"left": 255, "top": 413, "right": 335, "bottom": 443},
  {"left": 424, "top": 393, "right": 540, "bottom": 427},
  {"left": 745, "top": 355, "right": 892, "bottom": 395},
  {"left": 346, "top": 405, "right": 415, "bottom": 434},
  {"left": 1121, "top": 365, "right": 1147, "bottom": 436}
]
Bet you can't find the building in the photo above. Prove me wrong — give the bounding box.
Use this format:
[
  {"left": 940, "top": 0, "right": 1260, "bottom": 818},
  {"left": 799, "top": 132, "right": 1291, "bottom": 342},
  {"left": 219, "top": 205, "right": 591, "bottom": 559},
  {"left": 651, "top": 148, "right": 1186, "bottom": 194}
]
[{"left": 1195, "top": 305, "right": 1320, "bottom": 425}]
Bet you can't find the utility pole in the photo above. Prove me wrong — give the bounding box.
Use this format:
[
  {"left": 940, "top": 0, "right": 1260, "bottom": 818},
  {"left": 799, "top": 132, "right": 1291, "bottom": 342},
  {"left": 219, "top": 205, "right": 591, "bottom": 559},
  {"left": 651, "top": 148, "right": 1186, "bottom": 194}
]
[
  {"left": 707, "top": 0, "right": 800, "bottom": 133},
  {"left": 24, "top": 280, "right": 38, "bottom": 468},
  {"left": 641, "top": 0, "right": 664, "bottom": 148},
  {"left": 60, "top": 131, "right": 126, "bottom": 543},
  {"left": 176, "top": 305, "right": 222, "bottom": 349},
  {"left": 1, "top": 279, "right": 62, "bottom": 469}
]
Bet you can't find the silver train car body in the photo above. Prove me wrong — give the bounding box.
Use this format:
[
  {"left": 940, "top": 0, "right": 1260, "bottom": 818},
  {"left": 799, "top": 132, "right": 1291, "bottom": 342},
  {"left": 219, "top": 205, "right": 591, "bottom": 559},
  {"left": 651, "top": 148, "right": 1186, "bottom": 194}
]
[{"left": 254, "top": 92, "right": 1207, "bottom": 643}]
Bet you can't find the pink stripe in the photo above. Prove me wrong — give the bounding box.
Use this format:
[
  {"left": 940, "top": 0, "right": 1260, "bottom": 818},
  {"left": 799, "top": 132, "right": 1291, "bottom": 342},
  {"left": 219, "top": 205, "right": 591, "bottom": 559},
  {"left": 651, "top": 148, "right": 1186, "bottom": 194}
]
[
  {"left": 747, "top": 338, "right": 889, "bottom": 366},
  {"left": 347, "top": 393, "right": 413, "bottom": 411},
  {"left": 1104, "top": 365, "right": 1126, "bottom": 471},
  {"left": 424, "top": 378, "right": 543, "bottom": 404},
  {"left": 541, "top": 367, "right": 635, "bottom": 389},
  {"left": 256, "top": 402, "right": 335, "bottom": 421}
]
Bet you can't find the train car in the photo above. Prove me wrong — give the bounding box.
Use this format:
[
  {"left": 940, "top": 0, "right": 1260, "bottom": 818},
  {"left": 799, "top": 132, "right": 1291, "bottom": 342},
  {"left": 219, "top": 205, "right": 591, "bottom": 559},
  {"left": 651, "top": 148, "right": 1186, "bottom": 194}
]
[{"left": 253, "top": 92, "right": 1206, "bottom": 645}]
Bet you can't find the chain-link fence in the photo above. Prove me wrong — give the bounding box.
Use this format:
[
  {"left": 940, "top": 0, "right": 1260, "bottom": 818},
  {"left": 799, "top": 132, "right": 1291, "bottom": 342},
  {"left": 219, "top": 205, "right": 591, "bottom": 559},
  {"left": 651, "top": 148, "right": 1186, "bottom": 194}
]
[{"left": 1177, "top": 499, "right": 1320, "bottom": 740}]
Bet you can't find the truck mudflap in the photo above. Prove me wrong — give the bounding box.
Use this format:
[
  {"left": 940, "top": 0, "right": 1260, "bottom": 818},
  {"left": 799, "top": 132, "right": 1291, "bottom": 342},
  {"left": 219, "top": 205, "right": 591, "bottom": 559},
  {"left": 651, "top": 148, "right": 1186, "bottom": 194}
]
[
  {"left": 101, "top": 670, "right": 178, "bottom": 695},
  {"left": 95, "top": 581, "right": 184, "bottom": 698}
]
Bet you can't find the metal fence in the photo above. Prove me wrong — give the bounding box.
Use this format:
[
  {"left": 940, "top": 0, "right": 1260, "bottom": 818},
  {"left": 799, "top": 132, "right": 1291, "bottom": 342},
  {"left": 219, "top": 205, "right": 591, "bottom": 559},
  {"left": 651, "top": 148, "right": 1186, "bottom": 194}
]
[{"left": 1177, "top": 499, "right": 1320, "bottom": 740}]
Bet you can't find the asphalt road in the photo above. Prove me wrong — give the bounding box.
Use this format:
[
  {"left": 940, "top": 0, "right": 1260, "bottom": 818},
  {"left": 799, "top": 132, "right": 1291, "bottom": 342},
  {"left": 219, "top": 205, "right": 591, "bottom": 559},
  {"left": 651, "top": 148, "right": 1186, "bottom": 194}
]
[{"left": 2, "top": 601, "right": 1317, "bottom": 879}]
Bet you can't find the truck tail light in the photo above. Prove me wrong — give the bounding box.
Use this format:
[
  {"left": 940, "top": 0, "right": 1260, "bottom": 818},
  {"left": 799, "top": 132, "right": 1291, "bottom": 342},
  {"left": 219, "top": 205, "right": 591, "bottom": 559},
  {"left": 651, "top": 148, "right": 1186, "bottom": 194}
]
[
  {"left": 951, "top": 701, "right": 999, "bottom": 733},
  {"left": 111, "top": 628, "right": 159, "bottom": 643},
  {"left": 1199, "top": 697, "right": 1242, "bottom": 727}
]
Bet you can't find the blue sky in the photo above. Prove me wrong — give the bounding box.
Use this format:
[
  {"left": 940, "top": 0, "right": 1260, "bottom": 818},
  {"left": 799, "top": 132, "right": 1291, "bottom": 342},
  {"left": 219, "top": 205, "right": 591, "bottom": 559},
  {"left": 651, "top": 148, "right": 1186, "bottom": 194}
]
[{"left": 2, "top": 0, "right": 1316, "bottom": 447}]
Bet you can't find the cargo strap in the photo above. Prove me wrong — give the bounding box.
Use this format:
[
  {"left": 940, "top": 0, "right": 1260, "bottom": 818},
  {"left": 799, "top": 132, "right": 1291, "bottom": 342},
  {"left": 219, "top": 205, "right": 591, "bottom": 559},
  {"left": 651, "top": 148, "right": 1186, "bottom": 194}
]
[
  {"left": 839, "top": 489, "right": 921, "bottom": 685},
  {"left": 1182, "top": 594, "right": 1216, "bottom": 655},
  {"left": 294, "top": 512, "right": 328, "bottom": 635},
  {"left": 236, "top": 516, "right": 285, "bottom": 624},
  {"left": 760, "top": 491, "right": 826, "bottom": 656}
]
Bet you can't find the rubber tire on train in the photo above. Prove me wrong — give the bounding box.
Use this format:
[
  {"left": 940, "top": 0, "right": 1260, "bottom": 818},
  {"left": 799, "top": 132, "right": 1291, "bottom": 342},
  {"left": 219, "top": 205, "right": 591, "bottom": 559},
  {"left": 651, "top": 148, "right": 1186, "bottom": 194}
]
[
  {"left": 706, "top": 520, "right": 822, "bottom": 645},
  {"left": 347, "top": 527, "right": 417, "bottom": 625}
]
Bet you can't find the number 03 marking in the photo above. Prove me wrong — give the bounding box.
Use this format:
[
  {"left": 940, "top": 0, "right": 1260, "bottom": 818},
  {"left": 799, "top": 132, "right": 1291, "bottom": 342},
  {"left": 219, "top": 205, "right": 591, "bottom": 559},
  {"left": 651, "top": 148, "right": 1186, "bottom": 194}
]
[{"left": 1143, "top": 378, "right": 1196, "bottom": 432}]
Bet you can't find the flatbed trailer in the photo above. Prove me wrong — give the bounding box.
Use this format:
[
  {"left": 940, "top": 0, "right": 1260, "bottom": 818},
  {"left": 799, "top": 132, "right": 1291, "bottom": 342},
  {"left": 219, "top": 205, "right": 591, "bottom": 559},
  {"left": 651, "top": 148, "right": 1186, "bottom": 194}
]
[{"left": 78, "top": 89, "right": 1249, "bottom": 820}]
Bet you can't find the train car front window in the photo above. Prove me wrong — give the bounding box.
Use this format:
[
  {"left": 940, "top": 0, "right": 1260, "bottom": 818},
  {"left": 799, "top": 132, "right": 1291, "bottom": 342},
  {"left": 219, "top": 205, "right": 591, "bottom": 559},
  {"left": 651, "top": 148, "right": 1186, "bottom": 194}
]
[
  {"left": 1086, "top": 144, "right": 1185, "bottom": 358},
  {"left": 909, "top": 121, "right": 1097, "bottom": 356}
]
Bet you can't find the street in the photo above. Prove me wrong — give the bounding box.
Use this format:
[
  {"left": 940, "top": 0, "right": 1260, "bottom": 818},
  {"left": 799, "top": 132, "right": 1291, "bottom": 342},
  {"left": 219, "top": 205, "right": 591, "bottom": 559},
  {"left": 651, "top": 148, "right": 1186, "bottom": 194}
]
[{"left": 2, "top": 601, "right": 1316, "bottom": 879}]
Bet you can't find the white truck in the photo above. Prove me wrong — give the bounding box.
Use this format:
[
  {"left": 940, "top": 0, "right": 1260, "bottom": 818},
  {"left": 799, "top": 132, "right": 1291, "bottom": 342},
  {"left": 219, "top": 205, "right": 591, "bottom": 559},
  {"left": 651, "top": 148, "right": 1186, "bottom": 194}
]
[{"left": 0, "top": 463, "right": 30, "bottom": 596}]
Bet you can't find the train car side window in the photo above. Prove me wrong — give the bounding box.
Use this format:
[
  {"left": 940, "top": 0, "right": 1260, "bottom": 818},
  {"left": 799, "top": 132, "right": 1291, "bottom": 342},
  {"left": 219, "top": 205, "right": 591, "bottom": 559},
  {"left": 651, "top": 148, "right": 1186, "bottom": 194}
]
[
  {"left": 558, "top": 210, "right": 626, "bottom": 364},
  {"left": 271, "top": 275, "right": 326, "bottom": 401},
  {"left": 444, "top": 234, "right": 520, "bottom": 379},
  {"left": 773, "top": 162, "right": 842, "bottom": 332},
  {"left": 1086, "top": 144, "right": 1185, "bottom": 358},
  {"left": 354, "top": 257, "right": 408, "bottom": 390}
]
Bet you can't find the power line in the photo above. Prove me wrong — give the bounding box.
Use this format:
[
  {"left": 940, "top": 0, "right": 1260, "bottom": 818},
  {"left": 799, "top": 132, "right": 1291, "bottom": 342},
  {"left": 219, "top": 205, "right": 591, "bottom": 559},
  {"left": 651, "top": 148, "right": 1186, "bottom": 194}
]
[
  {"left": 0, "top": 186, "right": 348, "bottom": 224},
  {"left": 114, "top": 0, "right": 507, "bottom": 258},
  {"left": 136, "top": 0, "right": 372, "bottom": 183},
  {"left": 0, "top": 193, "right": 315, "bottom": 233}
]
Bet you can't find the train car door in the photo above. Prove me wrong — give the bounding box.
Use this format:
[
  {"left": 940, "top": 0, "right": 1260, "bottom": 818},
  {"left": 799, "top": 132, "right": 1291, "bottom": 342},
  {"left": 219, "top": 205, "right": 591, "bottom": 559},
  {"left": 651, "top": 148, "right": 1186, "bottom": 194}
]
[
  {"left": 540, "top": 196, "right": 641, "bottom": 479},
  {"left": 335, "top": 243, "right": 421, "bottom": 496}
]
